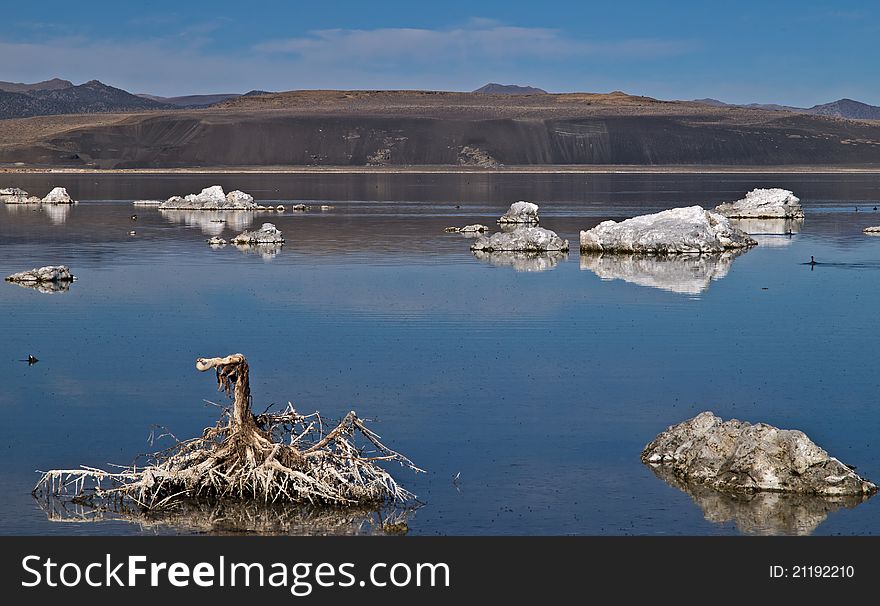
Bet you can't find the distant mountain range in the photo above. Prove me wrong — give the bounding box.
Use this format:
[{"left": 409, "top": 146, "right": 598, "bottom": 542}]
[
  {"left": 136, "top": 93, "right": 241, "bottom": 108},
  {"left": 0, "top": 79, "right": 169, "bottom": 119},
  {"left": 693, "top": 97, "right": 880, "bottom": 120},
  {"left": 1, "top": 77, "right": 878, "bottom": 122},
  {"left": 472, "top": 83, "right": 547, "bottom": 95}
]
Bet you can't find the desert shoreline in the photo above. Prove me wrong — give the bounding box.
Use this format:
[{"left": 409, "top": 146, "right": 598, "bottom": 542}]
[{"left": 4, "top": 164, "right": 880, "bottom": 175}]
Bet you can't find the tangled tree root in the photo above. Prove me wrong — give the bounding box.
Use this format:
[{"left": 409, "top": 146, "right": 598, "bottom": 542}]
[{"left": 34, "top": 354, "right": 422, "bottom": 518}]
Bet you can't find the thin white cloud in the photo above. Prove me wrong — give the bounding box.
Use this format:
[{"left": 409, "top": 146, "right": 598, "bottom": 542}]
[{"left": 255, "top": 23, "right": 693, "bottom": 63}]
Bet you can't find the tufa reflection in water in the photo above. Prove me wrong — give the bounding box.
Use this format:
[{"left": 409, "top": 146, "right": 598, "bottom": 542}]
[
  {"left": 472, "top": 250, "right": 568, "bottom": 272},
  {"left": 647, "top": 465, "right": 870, "bottom": 535},
  {"left": 234, "top": 242, "right": 283, "bottom": 260},
  {"left": 159, "top": 210, "right": 259, "bottom": 236},
  {"left": 731, "top": 217, "right": 803, "bottom": 248},
  {"left": 3, "top": 202, "right": 72, "bottom": 225},
  {"left": 34, "top": 494, "right": 415, "bottom": 536},
  {"left": 6, "top": 280, "right": 73, "bottom": 294},
  {"left": 579, "top": 250, "right": 747, "bottom": 295}
]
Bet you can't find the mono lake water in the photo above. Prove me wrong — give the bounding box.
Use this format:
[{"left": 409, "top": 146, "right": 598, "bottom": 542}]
[{"left": 2, "top": 172, "right": 880, "bottom": 535}]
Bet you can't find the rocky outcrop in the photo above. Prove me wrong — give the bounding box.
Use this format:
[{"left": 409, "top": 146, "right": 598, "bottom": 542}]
[
  {"left": 580, "top": 206, "right": 756, "bottom": 253},
  {"left": 714, "top": 188, "right": 804, "bottom": 219},
  {"left": 641, "top": 411, "right": 877, "bottom": 497},
  {"left": 0, "top": 187, "right": 41, "bottom": 204},
  {"left": 471, "top": 226, "right": 568, "bottom": 252},
  {"left": 159, "top": 186, "right": 258, "bottom": 210},
  {"left": 6, "top": 265, "right": 76, "bottom": 284},
  {"left": 498, "top": 201, "right": 539, "bottom": 225},
  {"left": 579, "top": 251, "right": 743, "bottom": 295},
  {"left": 41, "top": 187, "right": 75, "bottom": 204},
  {"left": 473, "top": 250, "right": 567, "bottom": 272},
  {"left": 864, "top": 226, "right": 880, "bottom": 233},
  {"left": 206, "top": 237, "right": 227, "bottom": 246},
  {"left": 458, "top": 145, "right": 502, "bottom": 168},
  {"left": 232, "top": 222, "right": 284, "bottom": 244}
]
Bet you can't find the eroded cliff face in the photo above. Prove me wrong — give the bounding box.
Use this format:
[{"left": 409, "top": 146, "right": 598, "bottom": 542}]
[{"left": 3, "top": 101, "right": 880, "bottom": 168}]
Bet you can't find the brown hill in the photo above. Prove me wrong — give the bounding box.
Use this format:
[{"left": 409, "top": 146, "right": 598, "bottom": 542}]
[{"left": 1, "top": 90, "right": 879, "bottom": 168}]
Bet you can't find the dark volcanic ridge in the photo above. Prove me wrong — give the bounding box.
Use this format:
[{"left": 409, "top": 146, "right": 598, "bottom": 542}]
[
  {"left": 2, "top": 88, "right": 880, "bottom": 168},
  {"left": 472, "top": 83, "right": 548, "bottom": 95}
]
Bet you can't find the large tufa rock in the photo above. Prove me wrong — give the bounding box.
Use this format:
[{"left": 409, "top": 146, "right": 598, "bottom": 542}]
[
  {"left": 41, "top": 187, "right": 75, "bottom": 204},
  {"left": 159, "top": 186, "right": 258, "bottom": 210},
  {"left": 471, "top": 226, "right": 568, "bottom": 252},
  {"left": 1, "top": 187, "right": 42, "bottom": 204},
  {"left": 232, "top": 222, "right": 284, "bottom": 244},
  {"left": 498, "top": 201, "right": 540, "bottom": 225},
  {"left": 580, "top": 206, "right": 756, "bottom": 253},
  {"left": 864, "top": 226, "right": 880, "bottom": 234},
  {"left": 641, "top": 411, "right": 877, "bottom": 497},
  {"left": 714, "top": 188, "right": 804, "bottom": 219},
  {"left": 6, "top": 265, "right": 76, "bottom": 284}
]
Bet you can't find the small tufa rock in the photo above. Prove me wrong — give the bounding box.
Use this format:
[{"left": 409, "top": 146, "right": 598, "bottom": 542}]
[
  {"left": 863, "top": 226, "right": 880, "bottom": 233},
  {"left": 232, "top": 223, "right": 284, "bottom": 244},
  {"left": 641, "top": 411, "right": 877, "bottom": 497},
  {"left": 207, "top": 237, "right": 227, "bottom": 245},
  {"left": 41, "top": 187, "right": 75, "bottom": 204},
  {"left": 471, "top": 226, "right": 568, "bottom": 252},
  {"left": 0, "top": 187, "right": 42, "bottom": 204},
  {"left": 291, "top": 204, "right": 311, "bottom": 211},
  {"left": 714, "top": 188, "right": 804, "bottom": 219},
  {"left": 6, "top": 265, "right": 76, "bottom": 284},
  {"left": 498, "top": 201, "right": 540, "bottom": 225},
  {"left": 446, "top": 224, "right": 489, "bottom": 233},
  {"left": 580, "top": 206, "right": 756, "bottom": 254}
]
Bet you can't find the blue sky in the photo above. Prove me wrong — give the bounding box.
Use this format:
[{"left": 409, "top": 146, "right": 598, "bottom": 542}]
[{"left": 0, "top": 1, "right": 877, "bottom": 105}]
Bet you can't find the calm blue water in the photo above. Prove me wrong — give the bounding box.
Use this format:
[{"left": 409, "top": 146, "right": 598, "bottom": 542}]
[{"left": 2, "top": 173, "right": 880, "bottom": 535}]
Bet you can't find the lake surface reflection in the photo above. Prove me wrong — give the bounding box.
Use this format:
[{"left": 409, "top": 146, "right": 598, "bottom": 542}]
[{"left": 2, "top": 172, "right": 880, "bottom": 535}]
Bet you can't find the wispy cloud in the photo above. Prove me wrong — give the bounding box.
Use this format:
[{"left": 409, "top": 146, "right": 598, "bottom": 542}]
[{"left": 255, "top": 21, "right": 693, "bottom": 63}]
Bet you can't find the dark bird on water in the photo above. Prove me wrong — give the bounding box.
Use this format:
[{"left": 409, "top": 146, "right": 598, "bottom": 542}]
[
  {"left": 130, "top": 215, "right": 137, "bottom": 220},
  {"left": 809, "top": 256, "right": 817, "bottom": 265},
  {"left": 26, "top": 355, "right": 38, "bottom": 365}
]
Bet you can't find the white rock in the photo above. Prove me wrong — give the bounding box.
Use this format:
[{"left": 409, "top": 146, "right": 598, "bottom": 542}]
[
  {"left": 641, "top": 412, "right": 877, "bottom": 496},
  {"left": 5, "top": 265, "right": 76, "bottom": 283},
  {"left": 498, "top": 201, "right": 540, "bottom": 224},
  {"left": 864, "top": 226, "right": 880, "bottom": 233},
  {"left": 471, "top": 226, "right": 569, "bottom": 252},
  {"left": 206, "top": 237, "right": 227, "bottom": 245},
  {"left": 41, "top": 187, "right": 75, "bottom": 204},
  {"left": 159, "top": 186, "right": 257, "bottom": 210},
  {"left": 226, "top": 190, "right": 254, "bottom": 206},
  {"left": 580, "top": 206, "right": 756, "bottom": 253},
  {"left": 446, "top": 224, "right": 489, "bottom": 233},
  {"left": 579, "top": 251, "right": 743, "bottom": 295},
  {"left": 291, "top": 204, "right": 311, "bottom": 211},
  {"left": 232, "top": 222, "right": 284, "bottom": 244},
  {"left": 132, "top": 200, "right": 163, "bottom": 206},
  {"left": 714, "top": 188, "right": 804, "bottom": 219},
  {"left": 0, "top": 187, "right": 41, "bottom": 204}
]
